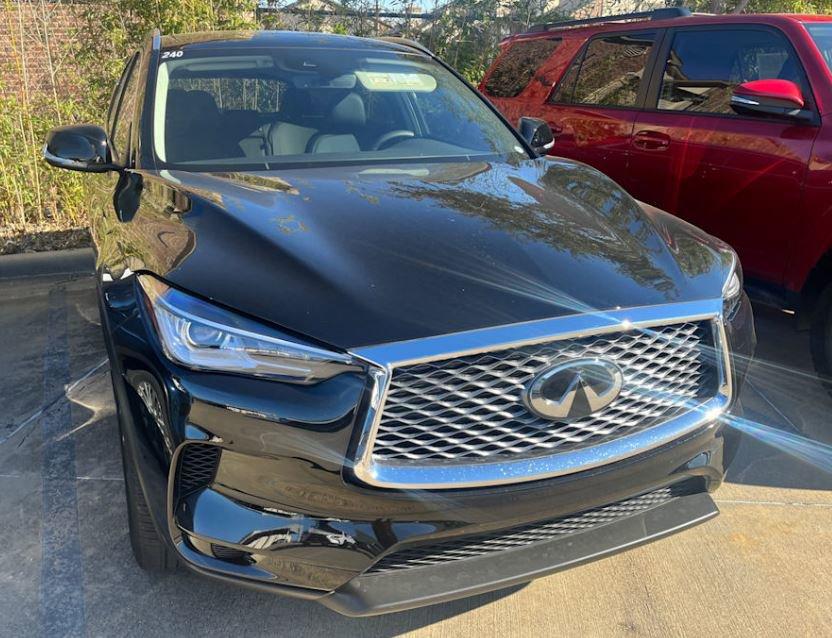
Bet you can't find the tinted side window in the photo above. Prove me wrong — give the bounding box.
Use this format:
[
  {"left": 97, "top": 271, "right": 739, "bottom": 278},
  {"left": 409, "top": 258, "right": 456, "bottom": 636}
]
[
  {"left": 484, "top": 38, "right": 561, "bottom": 98},
  {"left": 163, "top": 76, "right": 287, "bottom": 162},
  {"left": 806, "top": 24, "right": 832, "bottom": 73},
  {"left": 552, "top": 33, "right": 655, "bottom": 107},
  {"left": 658, "top": 29, "right": 806, "bottom": 114},
  {"left": 169, "top": 76, "right": 285, "bottom": 112},
  {"left": 548, "top": 52, "right": 581, "bottom": 104},
  {"left": 111, "top": 55, "right": 141, "bottom": 163}
]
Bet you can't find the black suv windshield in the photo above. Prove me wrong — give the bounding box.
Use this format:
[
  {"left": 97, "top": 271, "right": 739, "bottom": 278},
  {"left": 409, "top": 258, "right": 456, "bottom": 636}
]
[
  {"left": 152, "top": 46, "right": 527, "bottom": 169},
  {"left": 806, "top": 24, "right": 832, "bottom": 73}
]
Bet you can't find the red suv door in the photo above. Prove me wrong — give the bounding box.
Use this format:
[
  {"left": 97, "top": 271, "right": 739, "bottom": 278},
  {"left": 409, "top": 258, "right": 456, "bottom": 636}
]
[
  {"left": 536, "top": 31, "right": 660, "bottom": 191},
  {"left": 627, "top": 25, "right": 820, "bottom": 284}
]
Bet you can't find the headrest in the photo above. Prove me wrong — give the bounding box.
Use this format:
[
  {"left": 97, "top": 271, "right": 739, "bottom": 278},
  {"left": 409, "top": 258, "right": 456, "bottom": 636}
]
[
  {"left": 166, "top": 89, "right": 221, "bottom": 128},
  {"left": 280, "top": 88, "right": 313, "bottom": 123},
  {"left": 330, "top": 92, "right": 366, "bottom": 129}
]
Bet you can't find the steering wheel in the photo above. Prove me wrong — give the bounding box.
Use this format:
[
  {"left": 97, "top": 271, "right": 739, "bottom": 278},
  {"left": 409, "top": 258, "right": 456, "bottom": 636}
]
[{"left": 372, "top": 130, "right": 415, "bottom": 151}]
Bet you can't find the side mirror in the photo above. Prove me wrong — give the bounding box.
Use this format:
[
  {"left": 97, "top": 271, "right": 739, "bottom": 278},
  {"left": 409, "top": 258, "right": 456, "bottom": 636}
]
[
  {"left": 43, "top": 124, "right": 118, "bottom": 173},
  {"left": 518, "top": 117, "right": 555, "bottom": 155},
  {"left": 731, "top": 80, "right": 812, "bottom": 122}
]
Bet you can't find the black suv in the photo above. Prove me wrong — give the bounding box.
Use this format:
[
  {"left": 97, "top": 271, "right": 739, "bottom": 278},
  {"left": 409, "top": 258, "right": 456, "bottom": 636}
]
[{"left": 44, "top": 31, "right": 754, "bottom": 616}]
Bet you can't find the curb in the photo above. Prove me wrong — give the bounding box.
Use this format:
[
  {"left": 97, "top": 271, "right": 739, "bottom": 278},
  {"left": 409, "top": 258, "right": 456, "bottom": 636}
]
[{"left": 0, "top": 248, "right": 95, "bottom": 280}]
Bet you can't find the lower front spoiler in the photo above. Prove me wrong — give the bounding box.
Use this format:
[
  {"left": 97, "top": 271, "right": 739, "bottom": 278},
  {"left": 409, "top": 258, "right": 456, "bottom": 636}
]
[{"left": 320, "top": 491, "right": 718, "bottom": 617}]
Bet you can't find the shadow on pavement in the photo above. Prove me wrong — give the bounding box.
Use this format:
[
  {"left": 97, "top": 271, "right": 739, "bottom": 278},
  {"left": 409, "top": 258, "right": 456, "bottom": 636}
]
[{"left": 725, "top": 304, "right": 832, "bottom": 492}]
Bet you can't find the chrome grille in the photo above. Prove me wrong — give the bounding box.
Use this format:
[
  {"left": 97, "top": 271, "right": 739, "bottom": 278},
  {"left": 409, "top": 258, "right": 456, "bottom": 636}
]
[
  {"left": 367, "top": 483, "right": 696, "bottom": 573},
  {"left": 371, "top": 321, "right": 716, "bottom": 463}
]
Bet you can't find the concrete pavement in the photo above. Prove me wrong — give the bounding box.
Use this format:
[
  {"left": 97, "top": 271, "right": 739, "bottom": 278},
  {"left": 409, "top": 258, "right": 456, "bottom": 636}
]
[{"left": 1, "top": 267, "right": 830, "bottom": 637}]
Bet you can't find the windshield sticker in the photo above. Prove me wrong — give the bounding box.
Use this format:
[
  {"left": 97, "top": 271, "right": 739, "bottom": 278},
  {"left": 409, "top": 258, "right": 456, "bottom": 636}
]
[{"left": 355, "top": 71, "right": 437, "bottom": 92}]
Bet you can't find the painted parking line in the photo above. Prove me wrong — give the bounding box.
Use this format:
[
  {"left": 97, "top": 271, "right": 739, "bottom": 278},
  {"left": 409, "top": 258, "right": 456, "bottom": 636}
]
[{"left": 39, "top": 284, "right": 86, "bottom": 637}]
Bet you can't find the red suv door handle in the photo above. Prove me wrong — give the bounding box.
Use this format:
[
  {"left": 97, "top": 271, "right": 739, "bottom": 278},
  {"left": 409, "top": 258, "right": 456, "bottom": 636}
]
[{"left": 632, "top": 130, "right": 671, "bottom": 151}]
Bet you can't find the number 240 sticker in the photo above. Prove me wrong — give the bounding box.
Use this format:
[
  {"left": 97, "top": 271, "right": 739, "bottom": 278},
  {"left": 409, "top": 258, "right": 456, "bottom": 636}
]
[{"left": 161, "top": 50, "right": 184, "bottom": 59}]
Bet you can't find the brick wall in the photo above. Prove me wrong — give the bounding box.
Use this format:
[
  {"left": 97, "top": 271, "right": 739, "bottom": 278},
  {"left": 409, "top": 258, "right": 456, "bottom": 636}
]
[{"left": 0, "top": 1, "right": 83, "bottom": 98}]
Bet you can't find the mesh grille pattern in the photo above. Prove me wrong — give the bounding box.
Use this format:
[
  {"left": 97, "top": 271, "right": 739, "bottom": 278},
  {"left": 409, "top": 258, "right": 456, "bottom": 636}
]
[
  {"left": 368, "top": 484, "right": 692, "bottom": 573},
  {"left": 177, "top": 444, "right": 220, "bottom": 496},
  {"left": 372, "top": 321, "right": 715, "bottom": 462}
]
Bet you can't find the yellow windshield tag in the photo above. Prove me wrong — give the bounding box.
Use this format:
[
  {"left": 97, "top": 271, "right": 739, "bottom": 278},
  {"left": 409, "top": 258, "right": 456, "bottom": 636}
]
[{"left": 355, "top": 71, "right": 437, "bottom": 92}]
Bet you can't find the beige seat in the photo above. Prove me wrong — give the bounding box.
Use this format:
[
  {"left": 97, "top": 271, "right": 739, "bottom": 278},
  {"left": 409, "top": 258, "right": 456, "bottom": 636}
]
[
  {"left": 268, "top": 122, "right": 317, "bottom": 156},
  {"left": 306, "top": 92, "right": 365, "bottom": 154},
  {"left": 266, "top": 88, "right": 317, "bottom": 156}
]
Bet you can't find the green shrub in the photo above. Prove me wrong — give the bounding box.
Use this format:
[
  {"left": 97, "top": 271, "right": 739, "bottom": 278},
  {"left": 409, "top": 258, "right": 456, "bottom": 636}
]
[
  {"left": 0, "top": 90, "right": 90, "bottom": 228},
  {"left": 0, "top": 0, "right": 258, "bottom": 236}
]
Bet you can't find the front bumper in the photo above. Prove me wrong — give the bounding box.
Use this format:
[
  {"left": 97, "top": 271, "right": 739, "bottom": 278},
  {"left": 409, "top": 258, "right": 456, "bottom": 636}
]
[
  {"left": 322, "top": 489, "right": 717, "bottom": 616},
  {"left": 168, "top": 414, "right": 732, "bottom": 605},
  {"left": 100, "top": 275, "right": 754, "bottom": 615}
]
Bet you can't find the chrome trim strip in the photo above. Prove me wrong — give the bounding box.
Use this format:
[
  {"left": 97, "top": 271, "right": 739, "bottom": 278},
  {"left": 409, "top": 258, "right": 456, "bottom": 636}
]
[
  {"left": 353, "top": 299, "right": 722, "bottom": 367},
  {"left": 731, "top": 95, "right": 760, "bottom": 106},
  {"left": 349, "top": 299, "right": 732, "bottom": 490}
]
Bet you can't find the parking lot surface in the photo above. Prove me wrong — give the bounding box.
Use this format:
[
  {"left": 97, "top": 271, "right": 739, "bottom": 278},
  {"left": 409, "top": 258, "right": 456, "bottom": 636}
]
[{"left": 2, "top": 266, "right": 831, "bottom": 637}]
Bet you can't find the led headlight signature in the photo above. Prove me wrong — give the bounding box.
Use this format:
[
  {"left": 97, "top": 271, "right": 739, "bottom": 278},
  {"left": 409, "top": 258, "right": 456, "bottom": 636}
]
[{"left": 139, "top": 275, "right": 360, "bottom": 384}]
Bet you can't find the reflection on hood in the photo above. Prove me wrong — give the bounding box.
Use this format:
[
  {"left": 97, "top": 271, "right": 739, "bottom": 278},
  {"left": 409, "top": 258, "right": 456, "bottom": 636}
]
[{"left": 98, "top": 157, "right": 730, "bottom": 348}]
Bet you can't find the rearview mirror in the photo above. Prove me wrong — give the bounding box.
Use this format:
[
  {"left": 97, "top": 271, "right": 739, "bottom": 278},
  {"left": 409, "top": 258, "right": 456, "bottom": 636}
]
[
  {"left": 518, "top": 117, "right": 555, "bottom": 155},
  {"left": 43, "top": 124, "right": 118, "bottom": 173},
  {"left": 731, "top": 80, "right": 812, "bottom": 122}
]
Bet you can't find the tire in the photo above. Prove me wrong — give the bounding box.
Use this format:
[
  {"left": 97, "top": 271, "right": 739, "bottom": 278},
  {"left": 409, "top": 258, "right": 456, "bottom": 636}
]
[
  {"left": 120, "top": 435, "right": 178, "bottom": 572},
  {"left": 810, "top": 283, "right": 832, "bottom": 398}
]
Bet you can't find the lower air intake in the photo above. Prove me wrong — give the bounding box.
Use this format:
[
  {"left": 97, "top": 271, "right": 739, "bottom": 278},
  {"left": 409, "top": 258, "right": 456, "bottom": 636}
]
[
  {"left": 211, "top": 544, "right": 253, "bottom": 565},
  {"left": 367, "top": 482, "right": 699, "bottom": 573},
  {"left": 177, "top": 443, "right": 220, "bottom": 496}
]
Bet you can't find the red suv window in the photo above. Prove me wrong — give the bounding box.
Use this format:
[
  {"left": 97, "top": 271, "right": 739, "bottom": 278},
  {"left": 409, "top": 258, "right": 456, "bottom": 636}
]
[
  {"left": 805, "top": 23, "right": 832, "bottom": 72},
  {"left": 483, "top": 38, "right": 561, "bottom": 98},
  {"left": 657, "top": 28, "right": 807, "bottom": 114},
  {"left": 549, "top": 33, "right": 656, "bottom": 107}
]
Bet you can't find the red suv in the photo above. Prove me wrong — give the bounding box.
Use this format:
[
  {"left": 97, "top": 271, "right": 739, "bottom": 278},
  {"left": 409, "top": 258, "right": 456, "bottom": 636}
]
[{"left": 481, "top": 9, "right": 832, "bottom": 389}]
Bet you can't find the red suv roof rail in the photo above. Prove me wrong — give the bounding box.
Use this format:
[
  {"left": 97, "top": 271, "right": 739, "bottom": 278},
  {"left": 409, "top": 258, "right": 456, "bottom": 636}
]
[{"left": 524, "top": 7, "right": 693, "bottom": 34}]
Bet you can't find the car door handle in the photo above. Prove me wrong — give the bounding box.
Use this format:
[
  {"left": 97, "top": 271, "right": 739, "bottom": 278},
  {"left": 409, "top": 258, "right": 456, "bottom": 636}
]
[{"left": 632, "top": 130, "right": 670, "bottom": 151}]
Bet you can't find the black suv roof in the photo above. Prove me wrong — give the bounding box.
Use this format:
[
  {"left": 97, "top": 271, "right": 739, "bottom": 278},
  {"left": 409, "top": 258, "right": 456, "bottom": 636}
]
[{"left": 159, "top": 30, "right": 421, "bottom": 54}]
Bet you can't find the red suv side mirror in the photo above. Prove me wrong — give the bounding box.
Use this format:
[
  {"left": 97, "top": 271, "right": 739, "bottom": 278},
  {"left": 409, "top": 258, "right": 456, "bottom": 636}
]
[{"left": 731, "top": 79, "right": 812, "bottom": 122}]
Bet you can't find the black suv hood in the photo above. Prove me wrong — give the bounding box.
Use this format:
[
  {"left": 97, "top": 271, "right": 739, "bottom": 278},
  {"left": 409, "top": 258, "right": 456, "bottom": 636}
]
[{"left": 116, "top": 158, "right": 732, "bottom": 349}]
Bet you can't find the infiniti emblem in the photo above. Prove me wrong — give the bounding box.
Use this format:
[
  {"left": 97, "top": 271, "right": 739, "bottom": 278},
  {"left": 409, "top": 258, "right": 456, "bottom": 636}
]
[{"left": 524, "top": 359, "right": 623, "bottom": 421}]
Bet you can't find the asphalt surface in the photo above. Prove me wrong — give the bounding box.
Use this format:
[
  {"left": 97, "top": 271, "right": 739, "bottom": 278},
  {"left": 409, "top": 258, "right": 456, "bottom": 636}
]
[{"left": 1, "top": 263, "right": 831, "bottom": 637}]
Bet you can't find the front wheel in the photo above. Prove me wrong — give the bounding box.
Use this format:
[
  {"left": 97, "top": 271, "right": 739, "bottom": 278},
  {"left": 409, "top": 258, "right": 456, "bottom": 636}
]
[
  {"left": 810, "top": 283, "right": 832, "bottom": 398},
  {"left": 120, "top": 434, "right": 178, "bottom": 572}
]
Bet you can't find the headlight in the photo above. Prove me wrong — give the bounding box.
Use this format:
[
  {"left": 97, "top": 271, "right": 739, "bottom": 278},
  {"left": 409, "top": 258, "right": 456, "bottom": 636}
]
[
  {"left": 722, "top": 256, "right": 743, "bottom": 319},
  {"left": 138, "top": 275, "right": 360, "bottom": 383}
]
